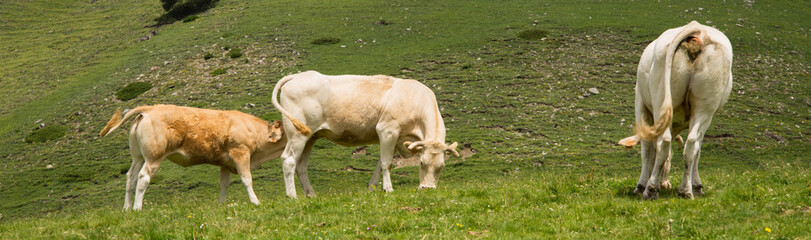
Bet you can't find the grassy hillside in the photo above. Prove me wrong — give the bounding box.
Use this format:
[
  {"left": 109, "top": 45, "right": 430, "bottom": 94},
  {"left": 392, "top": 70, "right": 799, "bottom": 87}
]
[{"left": 0, "top": 0, "right": 809, "bottom": 238}]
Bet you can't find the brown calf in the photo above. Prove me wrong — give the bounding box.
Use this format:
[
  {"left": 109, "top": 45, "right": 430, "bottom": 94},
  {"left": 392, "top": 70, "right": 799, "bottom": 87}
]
[{"left": 100, "top": 104, "right": 285, "bottom": 210}]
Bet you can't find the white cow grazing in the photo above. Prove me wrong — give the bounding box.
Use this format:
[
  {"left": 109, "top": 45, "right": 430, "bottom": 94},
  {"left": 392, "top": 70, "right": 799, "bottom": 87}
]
[
  {"left": 619, "top": 21, "right": 733, "bottom": 200},
  {"left": 99, "top": 105, "right": 286, "bottom": 210},
  {"left": 271, "top": 71, "right": 460, "bottom": 199}
]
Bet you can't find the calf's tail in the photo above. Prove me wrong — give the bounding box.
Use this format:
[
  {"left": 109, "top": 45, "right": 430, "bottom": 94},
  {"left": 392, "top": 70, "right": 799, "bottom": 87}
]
[{"left": 99, "top": 106, "right": 153, "bottom": 137}]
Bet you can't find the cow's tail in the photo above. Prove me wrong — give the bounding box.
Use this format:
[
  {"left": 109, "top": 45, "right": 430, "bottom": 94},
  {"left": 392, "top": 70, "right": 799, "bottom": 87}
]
[
  {"left": 99, "top": 106, "right": 153, "bottom": 137},
  {"left": 271, "top": 74, "right": 312, "bottom": 135},
  {"left": 635, "top": 21, "right": 705, "bottom": 142}
]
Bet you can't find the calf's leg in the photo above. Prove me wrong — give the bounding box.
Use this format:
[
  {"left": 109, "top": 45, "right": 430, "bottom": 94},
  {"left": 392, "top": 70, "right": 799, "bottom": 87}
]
[
  {"left": 231, "top": 147, "right": 260, "bottom": 205},
  {"left": 133, "top": 159, "right": 162, "bottom": 210},
  {"left": 219, "top": 167, "right": 231, "bottom": 204},
  {"left": 124, "top": 154, "right": 145, "bottom": 210}
]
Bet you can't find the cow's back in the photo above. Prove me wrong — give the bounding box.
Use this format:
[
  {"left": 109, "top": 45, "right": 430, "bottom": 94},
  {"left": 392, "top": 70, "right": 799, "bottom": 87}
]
[{"left": 279, "top": 72, "right": 438, "bottom": 146}]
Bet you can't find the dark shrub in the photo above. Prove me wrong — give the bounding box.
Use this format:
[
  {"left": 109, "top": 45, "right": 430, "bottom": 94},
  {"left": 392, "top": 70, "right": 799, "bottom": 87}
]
[
  {"left": 227, "top": 48, "right": 242, "bottom": 58},
  {"left": 156, "top": 0, "right": 219, "bottom": 24},
  {"left": 160, "top": 0, "right": 179, "bottom": 11},
  {"left": 182, "top": 15, "right": 199, "bottom": 22},
  {"left": 116, "top": 82, "right": 152, "bottom": 101},
  {"left": 25, "top": 125, "right": 67, "bottom": 143},
  {"left": 211, "top": 68, "right": 228, "bottom": 76},
  {"left": 311, "top": 37, "right": 340, "bottom": 45},
  {"left": 517, "top": 29, "right": 549, "bottom": 40},
  {"left": 203, "top": 52, "right": 214, "bottom": 60}
]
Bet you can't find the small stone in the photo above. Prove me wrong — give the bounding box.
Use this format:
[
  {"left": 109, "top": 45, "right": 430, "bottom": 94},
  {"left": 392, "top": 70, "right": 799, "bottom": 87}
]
[
  {"left": 588, "top": 88, "right": 600, "bottom": 95},
  {"left": 46, "top": 164, "right": 54, "bottom": 169},
  {"left": 764, "top": 130, "right": 785, "bottom": 142}
]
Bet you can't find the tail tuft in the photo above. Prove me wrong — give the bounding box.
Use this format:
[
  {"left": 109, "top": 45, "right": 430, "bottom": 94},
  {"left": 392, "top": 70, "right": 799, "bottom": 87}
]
[
  {"left": 100, "top": 108, "right": 123, "bottom": 137},
  {"left": 634, "top": 107, "right": 673, "bottom": 142},
  {"left": 292, "top": 120, "right": 312, "bottom": 135}
]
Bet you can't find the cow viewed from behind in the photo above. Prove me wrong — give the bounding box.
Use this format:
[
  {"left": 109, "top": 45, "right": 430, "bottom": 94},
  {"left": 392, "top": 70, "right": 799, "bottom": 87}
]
[
  {"left": 619, "top": 21, "right": 733, "bottom": 200},
  {"left": 271, "top": 71, "right": 461, "bottom": 199},
  {"left": 99, "top": 104, "right": 286, "bottom": 210}
]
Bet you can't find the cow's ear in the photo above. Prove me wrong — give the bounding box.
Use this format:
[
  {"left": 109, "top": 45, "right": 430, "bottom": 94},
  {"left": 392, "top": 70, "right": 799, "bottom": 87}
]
[
  {"left": 273, "top": 120, "right": 282, "bottom": 129},
  {"left": 404, "top": 141, "right": 424, "bottom": 154},
  {"left": 445, "top": 142, "right": 460, "bottom": 157}
]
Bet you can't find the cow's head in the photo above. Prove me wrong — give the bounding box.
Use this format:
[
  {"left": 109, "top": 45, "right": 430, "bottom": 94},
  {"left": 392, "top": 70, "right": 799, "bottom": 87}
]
[
  {"left": 268, "top": 120, "right": 284, "bottom": 143},
  {"left": 403, "top": 141, "right": 460, "bottom": 189}
]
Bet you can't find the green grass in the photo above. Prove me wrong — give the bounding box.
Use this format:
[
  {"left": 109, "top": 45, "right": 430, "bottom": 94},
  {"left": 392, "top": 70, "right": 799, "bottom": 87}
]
[
  {"left": 182, "top": 15, "right": 199, "bottom": 23},
  {"left": 0, "top": 0, "right": 809, "bottom": 238}
]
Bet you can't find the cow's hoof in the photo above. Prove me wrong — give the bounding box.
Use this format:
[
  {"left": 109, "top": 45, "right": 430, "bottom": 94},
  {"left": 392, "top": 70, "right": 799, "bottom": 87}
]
[
  {"left": 661, "top": 180, "right": 672, "bottom": 190},
  {"left": 642, "top": 187, "right": 659, "bottom": 200},
  {"left": 633, "top": 184, "right": 645, "bottom": 195},
  {"left": 693, "top": 185, "right": 705, "bottom": 196},
  {"left": 678, "top": 189, "right": 694, "bottom": 200}
]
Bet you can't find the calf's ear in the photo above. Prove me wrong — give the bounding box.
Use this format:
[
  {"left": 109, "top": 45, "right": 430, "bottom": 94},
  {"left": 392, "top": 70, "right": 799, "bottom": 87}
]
[
  {"left": 273, "top": 120, "right": 282, "bottom": 129},
  {"left": 445, "top": 142, "right": 460, "bottom": 157}
]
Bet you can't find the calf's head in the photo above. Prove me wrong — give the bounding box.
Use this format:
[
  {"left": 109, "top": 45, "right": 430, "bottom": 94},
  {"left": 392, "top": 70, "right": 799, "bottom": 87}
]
[
  {"left": 267, "top": 120, "right": 284, "bottom": 143},
  {"left": 404, "top": 141, "right": 460, "bottom": 189}
]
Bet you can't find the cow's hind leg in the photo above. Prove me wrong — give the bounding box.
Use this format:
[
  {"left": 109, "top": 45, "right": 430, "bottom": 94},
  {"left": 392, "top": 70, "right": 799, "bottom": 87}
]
[
  {"left": 296, "top": 138, "right": 318, "bottom": 197},
  {"left": 231, "top": 146, "right": 260, "bottom": 205},
  {"left": 680, "top": 113, "right": 714, "bottom": 199},
  {"left": 219, "top": 166, "right": 231, "bottom": 204},
  {"left": 644, "top": 129, "right": 672, "bottom": 200},
  {"left": 636, "top": 139, "right": 655, "bottom": 195},
  {"left": 281, "top": 135, "right": 310, "bottom": 199}
]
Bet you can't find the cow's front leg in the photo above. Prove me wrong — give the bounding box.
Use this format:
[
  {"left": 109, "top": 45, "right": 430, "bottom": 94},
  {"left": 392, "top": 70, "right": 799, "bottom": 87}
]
[
  {"left": 219, "top": 166, "right": 231, "bottom": 204},
  {"left": 377, "top": 130, "right": 398, "bottom": 193},
  {"left": 368, "top": 161, "right": 382, "bottom": 191}
]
